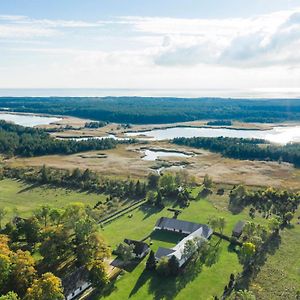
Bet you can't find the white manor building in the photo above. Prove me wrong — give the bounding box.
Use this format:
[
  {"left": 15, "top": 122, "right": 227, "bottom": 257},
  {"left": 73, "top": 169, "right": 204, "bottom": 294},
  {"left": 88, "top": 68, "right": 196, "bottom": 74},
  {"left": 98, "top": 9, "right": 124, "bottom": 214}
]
[{"left": 154, "top": 217, "right": 213, "bottom": 267}]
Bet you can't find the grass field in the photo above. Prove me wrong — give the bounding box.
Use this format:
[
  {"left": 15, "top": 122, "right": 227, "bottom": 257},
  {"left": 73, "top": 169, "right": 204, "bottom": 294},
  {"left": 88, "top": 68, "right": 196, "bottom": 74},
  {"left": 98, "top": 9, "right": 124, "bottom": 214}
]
[
  {"left": 95, "top": 191, "right": 265, "bottom": 300},
  {"left": 0, "top": 178, "right": 107, "bottom": 223},
  {"left": 250, "top": 209, "right": 300, "bottom": 299}
]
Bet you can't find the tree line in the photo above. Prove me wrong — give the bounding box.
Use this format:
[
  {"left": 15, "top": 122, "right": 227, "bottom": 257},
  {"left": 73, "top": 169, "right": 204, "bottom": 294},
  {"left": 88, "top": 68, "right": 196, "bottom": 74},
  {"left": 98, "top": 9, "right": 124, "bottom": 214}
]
[
  {"left": 173, "top": 136, "right": 300, "bottom": 167},
  {"left": 1, "top": 97, "right": 300, "bottom": 124},
  {"left": 0, "top": 121, "right": 135, "bottom": 157}
]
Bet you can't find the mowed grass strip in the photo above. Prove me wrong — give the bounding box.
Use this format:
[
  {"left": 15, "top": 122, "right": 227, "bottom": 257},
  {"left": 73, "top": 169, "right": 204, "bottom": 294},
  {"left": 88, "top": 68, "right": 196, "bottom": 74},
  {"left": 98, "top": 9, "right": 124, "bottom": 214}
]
[{"left": 0, "top": 178, "right": 106, "bottom": 222}]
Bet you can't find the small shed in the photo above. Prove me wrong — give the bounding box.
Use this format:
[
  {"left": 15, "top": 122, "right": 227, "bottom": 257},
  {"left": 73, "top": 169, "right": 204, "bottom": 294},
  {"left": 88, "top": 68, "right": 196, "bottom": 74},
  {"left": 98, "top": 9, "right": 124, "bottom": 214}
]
[
  {"left": 232, "top": 221, "right": 245, "bottom": 238},
  {"left": 124, "top": 239, "right": 150, "bottom": 259}
]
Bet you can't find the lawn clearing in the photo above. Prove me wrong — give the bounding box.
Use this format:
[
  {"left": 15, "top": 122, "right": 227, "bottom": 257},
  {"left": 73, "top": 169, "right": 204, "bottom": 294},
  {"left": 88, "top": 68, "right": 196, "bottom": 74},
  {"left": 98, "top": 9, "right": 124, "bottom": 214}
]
[{"left": 0, "top": 178, "right": 107, "bottom": 223}]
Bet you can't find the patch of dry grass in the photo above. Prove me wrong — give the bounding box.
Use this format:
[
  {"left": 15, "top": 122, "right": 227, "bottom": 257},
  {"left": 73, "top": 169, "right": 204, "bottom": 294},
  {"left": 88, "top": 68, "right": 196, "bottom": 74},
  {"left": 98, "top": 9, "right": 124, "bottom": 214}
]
[{"left": 6, "top": 141, "right": 300, "bottom": 190}]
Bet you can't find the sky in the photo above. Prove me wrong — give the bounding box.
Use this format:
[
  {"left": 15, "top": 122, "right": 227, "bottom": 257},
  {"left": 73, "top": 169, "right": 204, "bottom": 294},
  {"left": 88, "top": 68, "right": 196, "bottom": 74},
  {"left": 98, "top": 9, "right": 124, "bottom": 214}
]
[{"left": 1, "top": 0, "right": 300, "bottom": 97}]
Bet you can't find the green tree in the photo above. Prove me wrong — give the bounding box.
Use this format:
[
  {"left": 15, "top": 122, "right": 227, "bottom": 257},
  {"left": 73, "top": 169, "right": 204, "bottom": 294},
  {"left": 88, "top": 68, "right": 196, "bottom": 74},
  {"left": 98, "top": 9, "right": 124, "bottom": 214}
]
[
  {"left": 155, "top": 191, "right": 163, "bottom": 207},
  {"left": 147, "top": 191, "right": 156, "bottom": 205},
  {"left": 49, "top": 209, "right": 63, "bottom": 226},
  {"left": 183, "top": 239, "right": 197, "bottom": 261},
  {"left": 159, "top": 174, "right": 176, "bottom": 196},
  {"left": 0, "top": 292, "right": 20, "bottom": 300},
  {"left": 10, "top": 250, "right": 37, "bottom": 296},
  {"left": 88, "top": 260, "right": 109, "bottom": 288},
  {"left": 229, "top": 185, "right": 247, "bottom": 208},
  {"left": 0, "top": 254, "right": 11, "bottom": 292},
  {"left": 146, "top": 250, "right": 156, "bottom": 270},
  {"left": 76, "top": 232, "right": 110, "bottom": 265},
  {"left": 115, "top": 243, "right": 135, "bottom": 262},
  {"left": 239, "top": 242, "right": 256, "bottom": 265},
  {"left": 147, "top": 173, "right": 160, "bottom": 189},
  {"left": 21, "top": 218, "right": 41, "bottom": 244},
  {"left": 0, "top": 208, "right": 7, "bottom": 229},
  {"left": 40, "top": 165, "right": 49, "bottom": 184},
  {"left": 35, "top": 206, "right": 51, "bottom": 228},
  {"left": 168, "top": 255, "right": 179, "bottom": 276},
  {"left": 74, "top": 217, "right": 96, "bottom": 245},
  {"left": 208, "top": 216, "right": 226, "bottom": 234},
  {"left": 268, "top": 218, "right": 280, "bottom": 232},
  {"left": 228, "top": 289, "right": 256, "bottom": 300},
  {"left": 203, "top": 174, "right": 213, "bottom": 189},
  {"left": 135, "top": 180, "right": 142, "bottom": 197},
  {"left": 63, "top": 202, "right": 86, "bottom": 228},
  {"left": 40, "top": 228, "right": 70, "bottom": 267},
  {"left": 284, "top": 212, "right": 293, "bottom": 225},
  {"left": 156, "top": 257, "right": 170, "bottom": 276},
  {"left": 25, "top": 272, "right": 64, "bottom": 300}
]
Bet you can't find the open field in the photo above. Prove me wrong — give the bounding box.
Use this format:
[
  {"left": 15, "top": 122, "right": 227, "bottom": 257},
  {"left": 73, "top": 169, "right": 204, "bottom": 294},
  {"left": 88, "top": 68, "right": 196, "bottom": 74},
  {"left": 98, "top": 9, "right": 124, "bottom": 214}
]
[
  {"left": 6, "top": 142, "right": 300, "bottom": 190},
  {"left": 0, "top": 178, "right": 107, "bottom": 223},
  {"left": 250, "top": 208, "right": 300, "bottom": 299}
]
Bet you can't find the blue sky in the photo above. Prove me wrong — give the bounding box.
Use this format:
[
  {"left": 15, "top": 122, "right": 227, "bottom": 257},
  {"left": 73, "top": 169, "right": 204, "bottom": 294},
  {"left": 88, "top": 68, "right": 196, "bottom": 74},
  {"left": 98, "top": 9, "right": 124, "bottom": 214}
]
[
  {"left": 1, "top": 0, "right": 299, "bottom": 19},
  {"left": 1, "top": 0, "right": 300, "bottom": 96}
]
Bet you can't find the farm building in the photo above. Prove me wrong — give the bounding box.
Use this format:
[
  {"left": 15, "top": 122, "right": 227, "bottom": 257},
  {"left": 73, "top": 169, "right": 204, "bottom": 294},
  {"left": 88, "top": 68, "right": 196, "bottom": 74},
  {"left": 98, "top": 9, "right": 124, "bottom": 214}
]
[
  {"left": 62, "top": 267, "right": 91, "bottom": 300},
  {"left": 232, "top": 220, "right": 245, "bottom": 238},
  {"left": 154, "top": 217, "right": 213, "bottom": 267}
]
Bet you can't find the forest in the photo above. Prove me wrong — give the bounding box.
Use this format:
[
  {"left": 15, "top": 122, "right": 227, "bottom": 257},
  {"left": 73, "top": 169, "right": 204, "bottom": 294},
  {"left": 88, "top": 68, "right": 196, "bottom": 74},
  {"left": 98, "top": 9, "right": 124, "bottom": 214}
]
[
  {"left": 1, "top": 97, "right": 300, "bottom": 124},
  {"left": 173, "top": 136, "right": 300, "bottom": 167},
  {"left": 0, "top": 121, "right": 121, "bottom": 157}
]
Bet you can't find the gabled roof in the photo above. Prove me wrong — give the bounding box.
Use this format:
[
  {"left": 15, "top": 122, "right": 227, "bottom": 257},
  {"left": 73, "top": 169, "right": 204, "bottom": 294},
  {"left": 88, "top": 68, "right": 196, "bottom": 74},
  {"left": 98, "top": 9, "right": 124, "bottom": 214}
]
[
  {"left": 124, "top": 239, "right": 149, "bottom": 255},
  {"left": 154, "top": 218, "right": 213, "bottom": 266},
  {"left": 62, "top": 266, "right": 89, "bottom": 296},
  {"left": 155, "top": 217, "right": 211, "bottom": 237},
  {"left": 155, "top": 247, "right": 176, "bottom": 259}
]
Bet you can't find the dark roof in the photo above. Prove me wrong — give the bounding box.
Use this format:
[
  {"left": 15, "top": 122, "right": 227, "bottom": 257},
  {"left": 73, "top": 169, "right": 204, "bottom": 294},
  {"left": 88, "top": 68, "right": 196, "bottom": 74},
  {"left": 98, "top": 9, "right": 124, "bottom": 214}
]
[
  {"left": 233, "top": 221, "right": 245, "bottom": 234},
  {"left": 124, "top": 239, "right": 149, "bottom": 255},
  {"left": 155, "top": 217, "right": 211, "bottom": 237},
  {"left": 62, "top": 266, "right": 89, "bottom": 296},
  {"left": 155, "top": 247, "right": 175, "bottom": 259}
]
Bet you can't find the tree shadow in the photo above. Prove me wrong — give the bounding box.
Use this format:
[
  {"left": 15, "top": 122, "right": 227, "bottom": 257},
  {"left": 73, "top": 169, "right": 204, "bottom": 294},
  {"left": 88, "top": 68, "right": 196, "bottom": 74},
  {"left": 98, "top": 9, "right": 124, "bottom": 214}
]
[
  {"left": 129, "top": 269, "right": 152, "bottom": 297},
  {"left": 148, "top": 257, "right": 203, "bottom": 300},
  {"left": 90, "top": 278, "right": 118, "bottom": 299},
  {"left": 205, "top": 244, "right": 221, "bottom": 267},
  {"left": 17, "top": 183, "right": 41, "bottom": 194},
  {"left": 139, "top": 205, "right": 163, "bottom": 220},
  {"left": 198, "top": 188, "right": 212, "bottom": 198}
]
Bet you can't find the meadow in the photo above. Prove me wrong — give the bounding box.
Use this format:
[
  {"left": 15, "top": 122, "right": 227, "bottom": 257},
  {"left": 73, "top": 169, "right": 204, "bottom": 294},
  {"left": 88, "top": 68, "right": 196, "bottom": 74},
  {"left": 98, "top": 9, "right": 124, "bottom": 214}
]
[
  {"left": 250, "top": 208, "right": 300, "bottom": 299},
  {"left": 0, "top": 178, "right": 106, "bottom": 223}
]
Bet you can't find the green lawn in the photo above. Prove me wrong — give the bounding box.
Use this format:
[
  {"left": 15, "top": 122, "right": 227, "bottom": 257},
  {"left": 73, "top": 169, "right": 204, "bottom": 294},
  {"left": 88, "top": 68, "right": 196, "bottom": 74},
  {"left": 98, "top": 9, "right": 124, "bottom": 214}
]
[
  {"left": 96, "top": 193, "right": 263, "bottom": 300},
  {"left": 94, "top": 236, "right": 241, "bottom": 300},
  {"left": 0, "top": 178, "right": 107, "bottom": 223}
]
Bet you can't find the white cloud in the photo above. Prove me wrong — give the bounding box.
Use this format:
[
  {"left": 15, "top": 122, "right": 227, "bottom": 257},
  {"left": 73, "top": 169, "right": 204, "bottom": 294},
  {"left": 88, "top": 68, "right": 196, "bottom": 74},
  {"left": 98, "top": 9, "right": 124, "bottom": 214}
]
[
  {"left": 1, "top": 8, "right": 300, "bottom": 92},
  {"left": 0, "top": 24, "right": 58, "bottom": 38},
  {"left": 120, "top": 9, "right": 300, "bottom": 68},
  {"left": 0, "top": 14, "right": 104, "bottom": 39}
]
